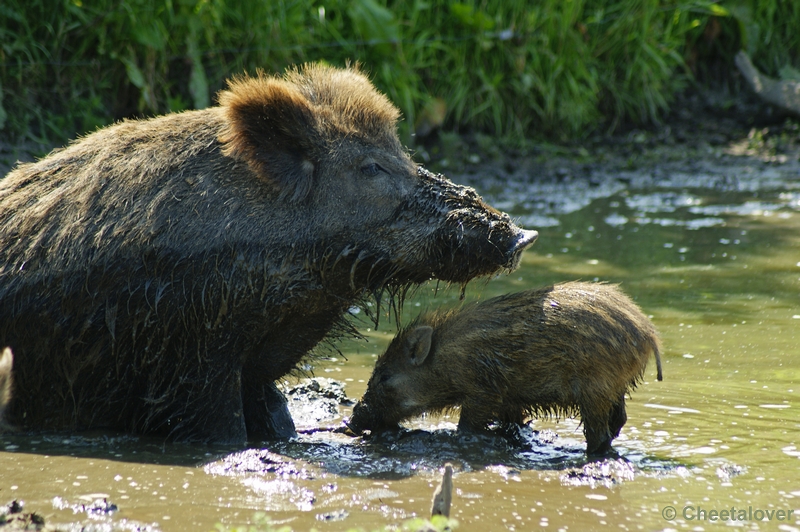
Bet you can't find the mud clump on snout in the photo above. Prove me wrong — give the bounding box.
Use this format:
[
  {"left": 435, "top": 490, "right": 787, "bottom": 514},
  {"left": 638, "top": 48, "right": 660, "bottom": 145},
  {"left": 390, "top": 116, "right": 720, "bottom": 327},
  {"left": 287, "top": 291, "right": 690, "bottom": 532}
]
[
  {"left": 348, "top": 282, "right": 663, "bottom": 455},
  {"left": 0, "top": 63, "right": 536, "bottom": 444}
]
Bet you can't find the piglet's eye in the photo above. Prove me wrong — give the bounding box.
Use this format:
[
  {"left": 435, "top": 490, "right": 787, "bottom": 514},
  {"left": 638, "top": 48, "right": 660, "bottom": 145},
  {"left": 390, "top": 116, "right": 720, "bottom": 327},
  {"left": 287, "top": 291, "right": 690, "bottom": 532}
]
[{"left": 361, "top": 163, "right": 382, "bottom": 177}]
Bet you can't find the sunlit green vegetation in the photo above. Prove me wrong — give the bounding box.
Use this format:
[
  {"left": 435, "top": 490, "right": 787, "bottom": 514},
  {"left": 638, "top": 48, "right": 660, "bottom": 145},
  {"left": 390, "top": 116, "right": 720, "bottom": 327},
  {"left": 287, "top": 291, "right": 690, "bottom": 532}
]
[{"left": 0, "top": 1, "right": 798, "bottom": 145}]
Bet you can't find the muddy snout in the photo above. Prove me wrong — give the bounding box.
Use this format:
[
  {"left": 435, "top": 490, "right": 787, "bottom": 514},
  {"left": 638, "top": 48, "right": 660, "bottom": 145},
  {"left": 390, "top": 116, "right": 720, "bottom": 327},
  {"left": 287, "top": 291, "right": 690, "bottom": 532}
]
[
  {"left": 345, "top": 401, "right": 370, "bottom": 435},
  {"left": 346, "top": 400, "right": 397, "bottom": 436}
]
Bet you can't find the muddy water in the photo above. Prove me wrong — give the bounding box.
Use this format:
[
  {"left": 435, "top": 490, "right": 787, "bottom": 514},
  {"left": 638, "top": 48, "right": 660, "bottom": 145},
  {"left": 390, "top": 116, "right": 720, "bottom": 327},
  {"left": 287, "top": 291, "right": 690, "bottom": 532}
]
[{"left": 2, "top": 171, "right": 800, "bottom": 531}]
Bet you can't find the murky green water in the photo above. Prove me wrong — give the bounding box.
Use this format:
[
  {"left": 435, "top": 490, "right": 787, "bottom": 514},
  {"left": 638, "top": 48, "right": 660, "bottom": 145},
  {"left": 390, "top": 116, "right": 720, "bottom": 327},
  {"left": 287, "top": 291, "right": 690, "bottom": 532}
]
[{"left": 2, "top": 173, "right": 800, "bottom": 531}]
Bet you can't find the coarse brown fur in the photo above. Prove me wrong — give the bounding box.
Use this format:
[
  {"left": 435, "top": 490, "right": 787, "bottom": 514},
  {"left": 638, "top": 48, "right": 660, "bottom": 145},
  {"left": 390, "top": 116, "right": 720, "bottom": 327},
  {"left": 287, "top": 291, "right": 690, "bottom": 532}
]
[
  {"left": 349, "top": 282, "right": 662, "bottom": 454},
  {"left": 0, "top": 64, "right": 537, "bottom": 443}
]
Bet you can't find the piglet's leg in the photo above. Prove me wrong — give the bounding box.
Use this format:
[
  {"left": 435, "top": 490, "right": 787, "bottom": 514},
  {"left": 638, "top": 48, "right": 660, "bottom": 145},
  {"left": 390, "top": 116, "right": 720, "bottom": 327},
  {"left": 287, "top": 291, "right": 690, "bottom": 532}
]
[
  {"left": 581, "top": 402, "right": 615, "bottom": 456},
  {"left": 498, "top": 404, "right": 526, "bottom": 426},
  {"left": 457, "top": 401, "right": 493, "bottom": 432},
  {"left": 607, "top": 395, "right": 628, "bottom": 441}
]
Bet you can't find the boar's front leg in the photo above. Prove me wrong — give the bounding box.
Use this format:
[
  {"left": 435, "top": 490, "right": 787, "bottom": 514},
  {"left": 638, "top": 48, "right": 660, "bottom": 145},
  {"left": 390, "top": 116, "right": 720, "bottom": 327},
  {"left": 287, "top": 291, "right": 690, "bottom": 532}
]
[
  {"left": 155, "top": 364, "right": 249, "bottom": 444},
  {"left": 242, "top": 380, "right": 297, "bottom": 441},
  {"left": 206, "top": 369, "right": 250, "bottom": 444}
]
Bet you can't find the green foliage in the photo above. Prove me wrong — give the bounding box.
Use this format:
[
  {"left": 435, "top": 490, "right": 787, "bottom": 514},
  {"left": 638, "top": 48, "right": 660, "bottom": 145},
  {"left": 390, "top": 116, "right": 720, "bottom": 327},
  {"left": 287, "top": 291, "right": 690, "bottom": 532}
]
[
  {"left": 211, "top": 512, "right": 457, "bottom": 532},
  {"left": 681, "top": 1, "right": 800, "bottom": 85},
  {"left": 0, "top": 0, "right": 798, "bottom": 145}
]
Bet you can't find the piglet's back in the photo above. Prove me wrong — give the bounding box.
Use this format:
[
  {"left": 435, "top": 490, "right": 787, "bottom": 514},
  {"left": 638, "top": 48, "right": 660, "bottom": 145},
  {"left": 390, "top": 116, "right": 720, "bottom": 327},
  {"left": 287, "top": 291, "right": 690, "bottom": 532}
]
[{"left": 420, "top": 282, "right": 662, "bottom": 395}]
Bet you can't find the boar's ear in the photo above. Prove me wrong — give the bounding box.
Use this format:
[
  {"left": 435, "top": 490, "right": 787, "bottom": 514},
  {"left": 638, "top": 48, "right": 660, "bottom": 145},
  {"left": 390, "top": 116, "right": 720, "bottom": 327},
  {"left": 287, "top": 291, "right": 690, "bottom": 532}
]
[
  {"left": 218, "top": 75, "right": 321, "bottom": 202},
  {"left": 404, "top": 326, "right": 433, "bottom": 366}
]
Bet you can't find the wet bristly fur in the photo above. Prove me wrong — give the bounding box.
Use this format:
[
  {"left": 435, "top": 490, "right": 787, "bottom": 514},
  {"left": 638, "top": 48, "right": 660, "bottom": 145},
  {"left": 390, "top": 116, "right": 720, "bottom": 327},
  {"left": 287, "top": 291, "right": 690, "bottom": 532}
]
[
  {"left": 350, "top": 281, "right": 663, "bottom": 454},
  {"left": 0, "top": 63, "right": 535, "bottom": 443}
]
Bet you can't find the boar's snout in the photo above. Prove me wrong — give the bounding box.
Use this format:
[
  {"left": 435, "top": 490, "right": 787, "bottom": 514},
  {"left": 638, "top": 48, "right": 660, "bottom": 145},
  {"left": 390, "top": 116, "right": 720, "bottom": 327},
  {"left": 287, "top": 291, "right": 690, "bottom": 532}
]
[
  {"left": 431, "top": 220, "right": 538, "bottom": 283},
  {"left": 507, "top": 228, "right": 538, "bottom": 267},
  {"left": 410, "top": 167, "right": 539, "bottom": 280}
]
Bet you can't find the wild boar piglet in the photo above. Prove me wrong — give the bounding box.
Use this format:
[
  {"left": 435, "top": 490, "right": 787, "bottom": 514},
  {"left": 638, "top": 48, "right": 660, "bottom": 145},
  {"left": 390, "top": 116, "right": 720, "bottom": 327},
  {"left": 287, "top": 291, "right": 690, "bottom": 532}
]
[{"left": 349, "top": 281, "right": 663, "bottom": 454}]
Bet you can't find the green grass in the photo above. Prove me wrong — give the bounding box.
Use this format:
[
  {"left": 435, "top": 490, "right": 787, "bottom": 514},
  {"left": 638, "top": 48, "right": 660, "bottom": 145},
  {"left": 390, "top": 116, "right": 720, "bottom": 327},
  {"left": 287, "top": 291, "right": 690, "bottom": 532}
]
[{"left": 0, "top": 0, "right": 798, "bottom": 147}]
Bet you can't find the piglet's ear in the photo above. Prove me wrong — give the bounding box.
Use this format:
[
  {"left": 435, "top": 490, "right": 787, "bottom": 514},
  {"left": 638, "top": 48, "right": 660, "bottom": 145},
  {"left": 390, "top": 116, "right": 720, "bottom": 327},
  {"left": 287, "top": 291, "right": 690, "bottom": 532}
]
[
  {"left": 405, "top": 326, "right": 433, "bottom": 366},
  {"left": 218, "top": 75, "right": 321, "bottom": 202}
]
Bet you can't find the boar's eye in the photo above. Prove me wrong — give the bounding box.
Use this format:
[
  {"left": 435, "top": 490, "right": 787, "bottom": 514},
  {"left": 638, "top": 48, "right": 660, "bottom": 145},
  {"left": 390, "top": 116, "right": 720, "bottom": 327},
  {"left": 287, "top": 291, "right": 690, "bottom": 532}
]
[
  {"left": 378, "top": 373, "right": 391, "bottom": 384},
  {"left": 360, "top": 163, "right": 384, "bottom": 177}
]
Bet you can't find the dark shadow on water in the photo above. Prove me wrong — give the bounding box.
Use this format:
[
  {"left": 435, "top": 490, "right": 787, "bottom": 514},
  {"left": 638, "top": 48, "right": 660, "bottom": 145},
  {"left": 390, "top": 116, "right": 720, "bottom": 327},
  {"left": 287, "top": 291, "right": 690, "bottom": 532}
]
[
  {"left": 1, "top": 379, "right": 687, "bottom": 481},
  {"left": 0, "top": 416, "right": 692, "bottom": 510},
  {"left": 0, "top": 429, "right": 245, "bottom": 467},
  {"left": 212, "top": 423, "right": 688, "bottom": 484},
  {"left": 0, "top": 378, "right": 348, "bottom": 467},
  {"left": 282, "top": 424, "right": 588, "bottom": 478}
]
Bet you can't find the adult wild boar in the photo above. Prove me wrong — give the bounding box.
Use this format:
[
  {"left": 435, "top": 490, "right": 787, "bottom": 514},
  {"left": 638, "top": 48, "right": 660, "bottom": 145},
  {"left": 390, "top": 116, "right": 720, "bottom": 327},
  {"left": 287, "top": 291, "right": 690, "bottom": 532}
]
[
  {"left": 348, "top": 282, "right": 662, "bottom": 454},
  {"left": 0, "top": 64, "right": 537, "bottom": 444}
]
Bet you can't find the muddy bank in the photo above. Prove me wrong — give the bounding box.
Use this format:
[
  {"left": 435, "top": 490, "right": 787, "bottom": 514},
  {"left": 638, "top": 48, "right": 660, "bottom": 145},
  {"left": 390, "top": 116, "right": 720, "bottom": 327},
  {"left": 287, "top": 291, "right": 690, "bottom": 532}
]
[
  {"left": 3, "top": 89, "right": 798, "bottom": 189},
  {"left": 420, "top": 89, "right": 799, "bottom": 198}
]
